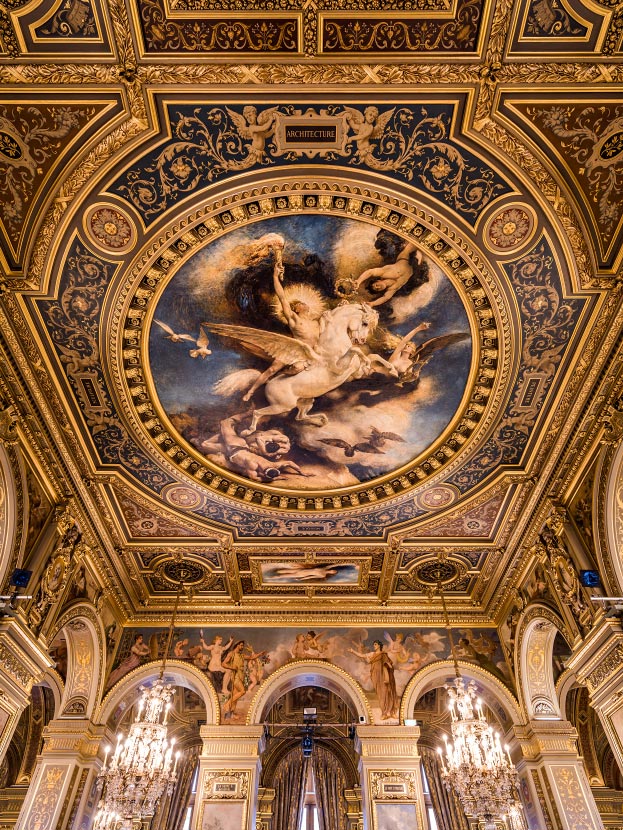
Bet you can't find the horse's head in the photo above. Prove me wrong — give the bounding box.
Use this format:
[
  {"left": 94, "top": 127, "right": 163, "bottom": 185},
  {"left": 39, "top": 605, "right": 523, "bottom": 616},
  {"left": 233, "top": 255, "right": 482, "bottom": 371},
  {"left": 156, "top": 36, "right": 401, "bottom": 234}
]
[{"left": 348, "top": 303, "right": 378, "bottom": 345}]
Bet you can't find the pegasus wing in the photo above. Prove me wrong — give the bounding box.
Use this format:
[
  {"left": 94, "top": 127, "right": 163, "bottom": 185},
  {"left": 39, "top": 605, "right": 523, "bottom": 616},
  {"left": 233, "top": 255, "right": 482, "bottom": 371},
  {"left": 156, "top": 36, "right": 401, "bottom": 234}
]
[
  {"left": 204, "top": 322, "right": 317, "bottom": 365},
  {"left": 372, "top": 107, "right": 396, "bottom": 138},
  {"left": 226, "top": 107, "right": 252, "bottom": 139}
]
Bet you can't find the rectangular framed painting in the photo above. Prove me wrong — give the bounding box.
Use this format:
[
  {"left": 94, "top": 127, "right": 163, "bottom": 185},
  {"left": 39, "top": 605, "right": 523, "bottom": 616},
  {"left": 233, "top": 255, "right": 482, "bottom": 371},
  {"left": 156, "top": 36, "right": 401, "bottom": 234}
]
[
  {"left": 374, "top": 801, "right": 419, "bottom": 830},
  {"left": 256, "top": 559, "right": 362, "bottom": 586},
  {"left": 199, "top": 800, "right": 246, "bottom": 830}
]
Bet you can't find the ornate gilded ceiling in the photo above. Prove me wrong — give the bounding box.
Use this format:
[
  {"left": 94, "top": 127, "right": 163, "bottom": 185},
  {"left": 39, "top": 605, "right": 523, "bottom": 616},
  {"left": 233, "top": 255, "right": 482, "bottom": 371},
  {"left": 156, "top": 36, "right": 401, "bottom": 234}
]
[{"left": 1, "top": 0, "right": 623, "bottom": 625}]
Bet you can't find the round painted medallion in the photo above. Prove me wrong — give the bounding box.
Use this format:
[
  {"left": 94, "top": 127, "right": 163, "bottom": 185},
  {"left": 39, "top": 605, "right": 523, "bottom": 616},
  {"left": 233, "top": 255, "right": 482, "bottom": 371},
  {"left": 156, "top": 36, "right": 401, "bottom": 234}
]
[
  {"left": 485, "top": 204, "right": 535, "bottom": 253},
  {"left": 84, "top": 203, "right": 136, "bottom": 253},
  {"left": 146, "top": 213, "right": 473, "bottom": 494}
]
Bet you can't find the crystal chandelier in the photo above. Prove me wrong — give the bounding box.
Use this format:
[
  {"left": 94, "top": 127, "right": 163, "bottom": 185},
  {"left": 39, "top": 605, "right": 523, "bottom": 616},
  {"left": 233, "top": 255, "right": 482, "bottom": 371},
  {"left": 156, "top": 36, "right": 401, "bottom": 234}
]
[
  {"left": 435, "top": 584, "right": 524, "bottom": 830},
  {"left": 94, "top": 585, "right": 183, "bottom": 830}
]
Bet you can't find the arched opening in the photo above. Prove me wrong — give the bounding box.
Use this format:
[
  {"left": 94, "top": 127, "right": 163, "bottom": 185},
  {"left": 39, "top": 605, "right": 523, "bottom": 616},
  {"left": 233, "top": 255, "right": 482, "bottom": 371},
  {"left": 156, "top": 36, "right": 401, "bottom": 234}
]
[
  {"left": 100, "top": 666, "right": 213, "bottom": 830},
  {"left": 259, "top": 685, "right": 360, "bottom": 830},
  {"left": 402, "top": 661, "right": 522, "bottom": 830},
  {"left": 517, "top": 608, "right": 569, "bottom": 720},
  {"left": 48, "top": 607, "right": 108, "bottom": 720},
  {"left": 0, "top": 683, "right": 55, "bottom": 825},
  {"left": 247, "top": 660, "right": 371, "bottom": 726}
]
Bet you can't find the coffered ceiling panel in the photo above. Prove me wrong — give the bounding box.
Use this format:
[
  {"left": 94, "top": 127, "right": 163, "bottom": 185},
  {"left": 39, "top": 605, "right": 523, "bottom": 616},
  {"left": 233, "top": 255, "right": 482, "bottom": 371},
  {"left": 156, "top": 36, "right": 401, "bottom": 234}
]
[{"left": 0, "top": 0, "right": 620, "bottom": 622}]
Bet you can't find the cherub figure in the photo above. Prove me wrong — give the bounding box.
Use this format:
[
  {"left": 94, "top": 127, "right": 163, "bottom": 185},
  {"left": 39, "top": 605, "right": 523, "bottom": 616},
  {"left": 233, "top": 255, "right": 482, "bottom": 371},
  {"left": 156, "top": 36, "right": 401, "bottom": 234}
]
[
  {"left": 355, "top": 242, "right": 419, "bottom": 307},
  {"left": 384, "top": 632, "right": 411, "bottom": 665},
  {"left": 388, "top": 329, "right": 470, "bottom": 386},
  {"left": 227, "top": 105, "right": 279, "bottom": 167},
  {"left": 344, "top": 106, "right": 396, "bottom": 164}
]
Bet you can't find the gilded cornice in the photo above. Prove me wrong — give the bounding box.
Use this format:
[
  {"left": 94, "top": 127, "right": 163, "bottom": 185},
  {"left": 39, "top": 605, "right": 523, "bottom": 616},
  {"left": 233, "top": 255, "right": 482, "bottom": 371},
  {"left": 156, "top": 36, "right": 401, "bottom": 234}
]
[
  {"left": 0, "top": 302, "right": 130, "bottom": 618},
  {"left": 488, "top": 294, "right": 623, "bottom": 618}
]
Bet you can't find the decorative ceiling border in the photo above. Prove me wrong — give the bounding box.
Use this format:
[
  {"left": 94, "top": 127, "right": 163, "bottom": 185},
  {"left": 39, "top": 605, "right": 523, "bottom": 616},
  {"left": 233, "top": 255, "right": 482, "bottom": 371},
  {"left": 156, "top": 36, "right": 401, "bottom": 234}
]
[{"left": 113, "top": 182, "right": 502, "bottom": 512}]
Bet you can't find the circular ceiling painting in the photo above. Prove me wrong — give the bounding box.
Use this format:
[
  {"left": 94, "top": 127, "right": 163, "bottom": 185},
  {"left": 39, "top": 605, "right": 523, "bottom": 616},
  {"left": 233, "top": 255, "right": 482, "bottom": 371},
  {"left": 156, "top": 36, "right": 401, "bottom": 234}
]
[{"left": 146, "top": 212, "right": 472, "bottom": 493}]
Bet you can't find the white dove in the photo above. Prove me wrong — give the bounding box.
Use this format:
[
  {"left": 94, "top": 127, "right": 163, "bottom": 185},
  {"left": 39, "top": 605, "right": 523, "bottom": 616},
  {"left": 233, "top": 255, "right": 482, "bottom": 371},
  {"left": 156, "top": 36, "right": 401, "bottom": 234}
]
[
  {"left": 189, "top": 326, "right": 211, "bottom": 359},
  {"left": 153, "top": 319, "right": 196, "bottom": 344}
]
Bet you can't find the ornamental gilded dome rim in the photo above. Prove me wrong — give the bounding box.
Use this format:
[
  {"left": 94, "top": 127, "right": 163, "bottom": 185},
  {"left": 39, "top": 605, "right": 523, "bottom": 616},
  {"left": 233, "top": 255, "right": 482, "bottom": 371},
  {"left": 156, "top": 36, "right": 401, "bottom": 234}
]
[{"left": 107, "top": 177, "right": 512, "bottom": 512}]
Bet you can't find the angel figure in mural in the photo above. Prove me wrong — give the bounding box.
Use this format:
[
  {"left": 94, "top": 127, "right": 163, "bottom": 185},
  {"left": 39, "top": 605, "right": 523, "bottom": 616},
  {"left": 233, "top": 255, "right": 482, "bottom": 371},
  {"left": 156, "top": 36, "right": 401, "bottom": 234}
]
[
  {"left": 384, "top": 632, "right": 411, "bottom": 666},
  {"left": 106, "top": 634, "right": 151, "bottom": 690},
  {"left": 226, "top": 105, "right": 279, "bottom": 168},
  {"left": 222, "top": 640, "right": 267, "bottom": 719},
  {"left": 354, "top": 241, "right": 420, "bottom": 307},
  {"left": 348, "top": 639, "right": 398, "bottom": 720},
  {"left": 344, "top": 105, "right": 396, "bottom": 165},
  {"left": 199, "top": 632, "right": 233, "bottom": 692}
]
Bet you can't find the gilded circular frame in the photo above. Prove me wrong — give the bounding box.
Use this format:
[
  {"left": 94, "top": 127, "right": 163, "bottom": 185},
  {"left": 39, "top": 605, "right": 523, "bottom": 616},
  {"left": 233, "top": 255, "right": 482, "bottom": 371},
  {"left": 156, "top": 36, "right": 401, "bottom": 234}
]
[{"left": 111, "top": 179, "right": 506, "bottom": 512}]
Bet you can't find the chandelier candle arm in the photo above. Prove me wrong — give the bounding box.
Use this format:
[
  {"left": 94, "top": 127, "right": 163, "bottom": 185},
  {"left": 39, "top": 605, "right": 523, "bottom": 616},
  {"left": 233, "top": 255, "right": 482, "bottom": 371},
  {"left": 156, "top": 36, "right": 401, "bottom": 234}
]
[{"left": 94, "top": 581, "right": 185, "bottom": 830}]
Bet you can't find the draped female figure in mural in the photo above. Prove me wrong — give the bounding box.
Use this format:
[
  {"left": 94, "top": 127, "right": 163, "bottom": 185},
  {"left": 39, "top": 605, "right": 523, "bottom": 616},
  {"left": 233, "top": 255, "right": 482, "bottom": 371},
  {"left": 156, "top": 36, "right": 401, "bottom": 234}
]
[{"left": 348, "top": 639, "right": 398, "bottom": 720}]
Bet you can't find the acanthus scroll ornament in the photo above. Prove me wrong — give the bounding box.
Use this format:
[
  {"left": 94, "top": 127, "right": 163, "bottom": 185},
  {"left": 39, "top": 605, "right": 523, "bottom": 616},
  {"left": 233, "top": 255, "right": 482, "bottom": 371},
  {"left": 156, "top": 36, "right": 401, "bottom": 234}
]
[{"left": 0, "top": 405, "right": 18, "bottom": 445}]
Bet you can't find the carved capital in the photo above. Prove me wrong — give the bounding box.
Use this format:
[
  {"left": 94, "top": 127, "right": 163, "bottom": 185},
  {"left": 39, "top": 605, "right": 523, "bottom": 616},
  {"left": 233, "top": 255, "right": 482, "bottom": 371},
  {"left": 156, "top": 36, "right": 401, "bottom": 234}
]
[
  {"left": 0, "top": 405, "right": 18, "bottom": 445},
  {"left": 547, "top": 506, "right": 568, "bottom": 537},
  {"left": 586, "top": 642, "right": 623, "bottom": 693},
  {"left": 601, "top": 401, "right": 623, "bottom": 445}
]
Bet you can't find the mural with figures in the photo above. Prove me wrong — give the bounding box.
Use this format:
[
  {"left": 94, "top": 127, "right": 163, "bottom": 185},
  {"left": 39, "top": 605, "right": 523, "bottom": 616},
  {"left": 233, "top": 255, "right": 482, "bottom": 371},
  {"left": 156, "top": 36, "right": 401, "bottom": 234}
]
[
  {"left": 149, "top": 215, "right": 471, "bottom": 491},
  {"left": 105, "top": 626, "right": 510, "bottom": 723}
]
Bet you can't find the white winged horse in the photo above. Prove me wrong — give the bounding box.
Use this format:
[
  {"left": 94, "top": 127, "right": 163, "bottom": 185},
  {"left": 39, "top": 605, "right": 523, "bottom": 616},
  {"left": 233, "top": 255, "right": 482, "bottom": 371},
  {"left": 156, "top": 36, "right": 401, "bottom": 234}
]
[{"left": 206, "top": 303, "right": 397, "bottom": 434}]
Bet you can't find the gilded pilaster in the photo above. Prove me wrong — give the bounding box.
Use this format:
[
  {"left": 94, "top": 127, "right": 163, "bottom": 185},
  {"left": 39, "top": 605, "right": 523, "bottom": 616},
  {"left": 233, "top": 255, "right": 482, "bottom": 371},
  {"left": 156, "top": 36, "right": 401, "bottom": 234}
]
[
  {"left": 192, "top": 725, "right": 264, "bottom": 830},
  {"left": 568, "top": 618, "right": 623, "bottom": 786},
  {"left": 355, "top": 725, "right": 424, "bottom": 830},
  {"left": 14, "top": 719, "right": 107, "bottom": 830},
  {"left": 511, "top": 721, "right": 603, "bottom": 830},
  {"left": 0, "top": 619, "right": 53, "bottom": 766}
]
